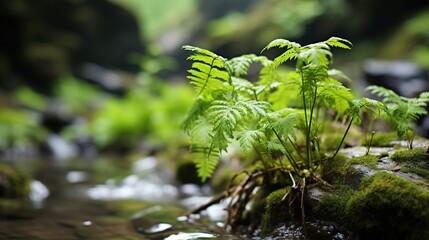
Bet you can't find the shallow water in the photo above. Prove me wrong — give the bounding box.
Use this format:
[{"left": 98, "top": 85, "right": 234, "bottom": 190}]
[
  {"left": 0, "top": 155, "right": 237, "bottom": 239},
  {"left": 0, "top": 155, "right": 350, "bottom": 239}
]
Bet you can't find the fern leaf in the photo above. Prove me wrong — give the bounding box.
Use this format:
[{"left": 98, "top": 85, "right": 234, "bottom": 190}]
[
  {"left": 318, "top": 78, "right": 354, "bottom": 116},
  {"left": 182, "top": 98, "right": 210, "bottom": 133},
  {"left": 325, "top": 37, "right": 353, "bottom": 50},
  {"left": 183, "top": 45, "right": 231, "bottom": 97},
  {"left": 236, "top": 129, "right": 265, "bottom": 154},
  {"left": 228, "top": 55, "right": 254, "bottom": 76},
  {"left": 190, "top": 145, "right": 220, "bottom": 182},
  {"left": 238, "top": 100, "right": 271, "bottom": 117},
  {"left": 189, "top": 117, "right": 213, "bottom": 147},
  {"left": 262, "top": 39, "right": 301, "bottom": 52},
  {"left": 208, "top": 100, "right": 245, "bottom": 151},
  {"left": 268, "top": 109, "right": 300, "bottom": 139}
]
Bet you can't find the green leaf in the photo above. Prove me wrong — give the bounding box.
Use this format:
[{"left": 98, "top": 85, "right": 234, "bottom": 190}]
[
  {"left": 190, "top": 145, "right": 220, "bottom": 182},
  {"left": 183, "top": 45, "right": 231, "bottom": 97},
  {"left": 236, "top": 129, "right": 265, "bottom": 154},
  {"left": 325, "top": 37, "right": 353, "bottom": 50}
]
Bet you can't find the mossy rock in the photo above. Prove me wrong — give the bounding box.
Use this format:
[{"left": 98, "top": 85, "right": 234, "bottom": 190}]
[
  {"left": 260, "top": 187, "right": 294, "bottom": 236},
  {"left": 391, "top": 149, "right": 429, "bottom": 178},
  {"left": 346, "top": 171, "right": 429, "bottom": 240},
  {"left": 320, "top": 153, "right": 349, "bottom": 183},
  {"left": 0, "top": 164, "right": 30, "bottom": 198},
  {"left": 349, "top": 154, "right": 379, "bottom": 169}
]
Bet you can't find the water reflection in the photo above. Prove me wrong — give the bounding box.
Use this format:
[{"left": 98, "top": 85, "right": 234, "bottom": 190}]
[
  {"left": 87, "top": 174, "right": 178, "bottom": 201},
  {"left": 29, "top": 180, "right": 49, "bottom": 207},
  {"left": 164, "top": 232, "right": 216, "bottom": 240}
]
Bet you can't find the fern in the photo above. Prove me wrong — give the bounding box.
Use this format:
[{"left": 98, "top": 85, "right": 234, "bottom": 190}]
[
  {"left": 183, "top": 37, "right": 375, "bottom": 183},
  {"left": 190, "top": 145, "right": 220, "bottom": 182},
  {"left": 366, "top": 85, "right": 429, "bottom": 148},
  {"left": 183, "top": 45, "right": 231, "bottom": 97}
]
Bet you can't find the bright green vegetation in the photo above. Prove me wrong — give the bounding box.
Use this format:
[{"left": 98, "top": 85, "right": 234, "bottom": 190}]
[
  {"left": 367, "top": 85, "right": 429, "bottom": 149},
  {"left": 181, "top": 37, "right": 394, "bottom": 231},
  {"left": 181, "top": 35, "right": 429, "bottom": 234},
  {"left": 0, "top": 108, "right": 47, "bottom": 152},
  {"left": 182, "top": 37, "right": 383, "bottom": 182}
]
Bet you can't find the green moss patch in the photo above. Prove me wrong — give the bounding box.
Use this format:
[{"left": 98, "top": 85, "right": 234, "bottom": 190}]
[
  {"left": 0, "top": 164, "right": 30, "bottom": 198},
  {"left": 391, "top": 149, "right": 429, "bottom": 178},
  {"left": 260, "top": 187, "right": 292, "bottom": 235},
  {"left": 346, "top": 171, "right": 429, "bottom": 240},
  {"left": 321, "top": 153, "right": 349, "bottom": 183},
  {"left": 349, "top": 154, "right": 379, "bottom": 169}
]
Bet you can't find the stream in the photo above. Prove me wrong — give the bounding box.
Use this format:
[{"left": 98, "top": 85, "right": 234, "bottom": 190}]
[
  {"left": 0, "top": 155, "right": 239, "bottom": 239},
  {"left": 1, "top": 154, "right": 349, "bottom": 239}
]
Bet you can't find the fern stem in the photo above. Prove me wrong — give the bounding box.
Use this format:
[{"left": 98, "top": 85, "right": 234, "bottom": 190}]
[
  {"left": 272, "top": 129, "right": 300, "bottom": 173},
  {"left": 300, "top": 72, "right": 311, "bottom": 167},
  {"left": 332, "top": 116, "right": 354, "bottom": 159},
  {"left": 306, "top": 85, "right": 318, "bottom": 169}
]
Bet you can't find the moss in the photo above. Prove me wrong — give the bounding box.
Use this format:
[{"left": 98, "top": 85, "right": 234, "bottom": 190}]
[
  {"left": 260, "top": 187, "right": 292, "bottom": 236},
  {"left": 320, "top": 153, "right": 349, "bottom": 183},
  {"left": 346, "top": 171, "right": 429, "bottom": 240},
  {"left": 312, "top": 184, "right": 354, "bottom": 223},
  {"left": 0, "top": 164, "right": 30, "bottom": 198},
  {"left": 349, "top": 154, "right": 378, "bottom": 169},
  {"left": 391, "top": 149, "right": 429, "bottom": 178},
  {"left": 391, "top": 149, "right": 429, "bottom": 162}
]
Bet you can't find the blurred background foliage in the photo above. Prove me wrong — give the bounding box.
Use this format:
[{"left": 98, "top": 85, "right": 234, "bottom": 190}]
[{"left": 0, "top": 0, "right": 428, "bottom": 158}]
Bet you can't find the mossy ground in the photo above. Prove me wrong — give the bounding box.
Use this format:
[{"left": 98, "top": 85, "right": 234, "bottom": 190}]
[
  {"left": 347, "top": 171, "right": 429, "bottom": 240},
  {"left": 314, "top": 171, "right": 429, "bottom": 240},
  {"left": 391, "top": 149, "right": 429, "bottom": 178}
]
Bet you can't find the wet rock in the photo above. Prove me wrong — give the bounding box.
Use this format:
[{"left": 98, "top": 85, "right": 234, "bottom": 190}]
[
  {"left": 363, "top": 59, "right": 429, "bottom": 97},
  {"left": 345, "top": 164, "right": 376, "bottom": 190}
]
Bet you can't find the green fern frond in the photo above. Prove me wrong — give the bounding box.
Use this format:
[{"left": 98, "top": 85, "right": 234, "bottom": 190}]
[
  {"left": 325, "top": 37, "right": 353, "bottom": 50},
  {"left": 207, "top": 99, "right": 271, "bottom": 152},
  {"left": 350, "top": 97, "right": 385, "bottom": 124},
  {"left": 367, "top": 85, "right": 429, "bottom": 139},
  {"left": 262, "top": 39, "right": 301, "bottom": 52},
  {"left": 262, "top": 39, "right": 301, "bottom": 71},
  {"left": 236, "top": 129, "right": 266, "bottom": 154},
  {"left": 208, "top": 100, "right": 246, "bottom": 151},
  {"left": 318, "top": 78, "right": 354, "bottom": 116},
  {"left": 182, "top": 98, "right": 211, "bottom": 133},
  {"left": 183, "top": 45, "right": 231, "bottom": 97},
  {"left": 189, "top": 117, "right": 213, "bottom": 147},
  {"left": 190, "top": 145, "right": 220, "bottom": 182},
  {"left": 231, "top": 77, "right": 257, "bottom": 96},
  {"left": 227, "top": 54, "right": 270, "bottom": 77},
  {"left": 268, "top": 109, "right": 300, "bottom": 139},
  {"left": 328, "top": 69, "right": 352, "bottom": 83}
]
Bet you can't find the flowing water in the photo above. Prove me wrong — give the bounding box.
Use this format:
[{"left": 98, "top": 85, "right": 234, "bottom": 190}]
[
  {"left": 0, "top": 155, "right": 240, "bottom": 239},
  {"left": 1, "top": 155, "right": 349, "bottom": 239}
]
